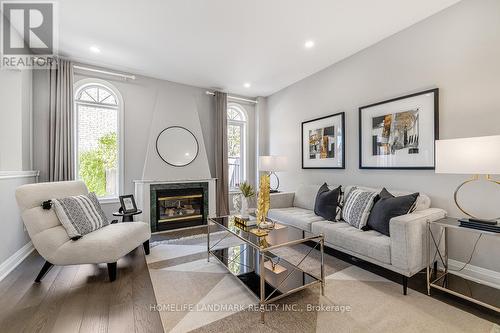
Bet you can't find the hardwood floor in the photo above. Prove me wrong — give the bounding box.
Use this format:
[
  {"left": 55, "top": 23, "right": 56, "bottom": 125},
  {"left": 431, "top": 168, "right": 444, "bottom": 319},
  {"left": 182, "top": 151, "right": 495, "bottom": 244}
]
[
  {"left": 0, "top": 246, "right": 163, "bottom": 333},
  {"left": 1, "top": 226, "right": 497, "bottom": 333}
]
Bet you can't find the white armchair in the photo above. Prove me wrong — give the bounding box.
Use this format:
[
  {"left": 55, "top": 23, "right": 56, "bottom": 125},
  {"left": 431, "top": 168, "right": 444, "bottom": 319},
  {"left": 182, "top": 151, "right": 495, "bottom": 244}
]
[{"left": 15, "top": 180, "right": 151, "bottom": 282}]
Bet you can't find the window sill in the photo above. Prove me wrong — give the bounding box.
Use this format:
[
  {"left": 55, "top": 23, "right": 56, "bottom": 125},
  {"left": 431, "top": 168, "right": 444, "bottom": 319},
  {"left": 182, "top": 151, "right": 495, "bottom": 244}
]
[{"left": 98, "top": 197, "right": 120, "bottom": 204}]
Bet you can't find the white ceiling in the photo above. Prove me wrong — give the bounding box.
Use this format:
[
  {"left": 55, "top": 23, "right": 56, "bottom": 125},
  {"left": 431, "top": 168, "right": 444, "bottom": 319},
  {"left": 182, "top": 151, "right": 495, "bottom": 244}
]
[{"left": 58, "top": 0, "right": 461, "bottom": 97}]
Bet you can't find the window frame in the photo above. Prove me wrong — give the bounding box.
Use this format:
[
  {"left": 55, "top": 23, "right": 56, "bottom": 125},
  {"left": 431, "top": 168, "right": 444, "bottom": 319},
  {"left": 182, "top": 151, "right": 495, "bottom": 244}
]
[
  {"left": 74, "top": 78, "right": 124, "bottom": 202},
  {"left": 227, "top": 103, "right": 248, "bottom": 193}
]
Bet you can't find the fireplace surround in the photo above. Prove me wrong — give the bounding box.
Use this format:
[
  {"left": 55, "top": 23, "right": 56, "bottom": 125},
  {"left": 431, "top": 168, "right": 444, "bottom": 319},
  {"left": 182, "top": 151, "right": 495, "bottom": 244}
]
[
  {"left": 150, "top": 182, "right": 209, "bottom": 232},
  {"left": 134, "top": 179, "right": 216, "bottom": 233}
]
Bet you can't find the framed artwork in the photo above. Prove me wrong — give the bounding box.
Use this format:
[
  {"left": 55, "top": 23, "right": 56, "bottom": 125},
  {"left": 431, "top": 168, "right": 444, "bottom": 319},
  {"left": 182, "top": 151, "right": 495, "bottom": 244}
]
[
  {"left": 302, "top": 112, "right": 345, "bottom": 169},
  {"left": 119, "top": 194, "right": 138, "bottom": 214},
  {"left": 359, "top": 88, "right": 439, "bottom": 169}
]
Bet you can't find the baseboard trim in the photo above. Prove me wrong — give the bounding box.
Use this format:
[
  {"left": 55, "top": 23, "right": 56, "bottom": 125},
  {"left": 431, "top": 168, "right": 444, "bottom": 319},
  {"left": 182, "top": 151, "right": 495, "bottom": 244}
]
[
  {"left": 0, "top": 242, "right": 35, "bottom": 282},
  {"left": 439, "top": 259, "right": 500, "bottom": 289}
]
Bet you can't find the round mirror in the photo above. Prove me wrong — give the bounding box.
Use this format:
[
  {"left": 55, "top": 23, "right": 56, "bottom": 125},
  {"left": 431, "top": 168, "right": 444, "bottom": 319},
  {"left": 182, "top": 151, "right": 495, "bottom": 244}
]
[{"left": 156, "top": 126, "right": 199, "bottom": 167}]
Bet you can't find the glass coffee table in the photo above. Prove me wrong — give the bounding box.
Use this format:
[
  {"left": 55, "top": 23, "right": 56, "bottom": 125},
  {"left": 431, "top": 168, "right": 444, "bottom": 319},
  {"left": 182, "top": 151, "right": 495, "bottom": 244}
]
[{"left": 207, "top": 216, "right": 325, "bottom": 323}]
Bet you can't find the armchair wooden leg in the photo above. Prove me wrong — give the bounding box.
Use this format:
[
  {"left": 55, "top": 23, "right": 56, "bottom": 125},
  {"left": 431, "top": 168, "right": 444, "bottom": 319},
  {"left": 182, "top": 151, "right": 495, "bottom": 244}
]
[
  {"left": 35, "top": 261, "right": 53, "bottom": 283},
  {"left": 402, "top": 275, "right": 408, "bottom": 295},
  {"left": 107, "top": 262, "right": 117, "bottom": 282},
  {"left": 143, "top": 240, "right": 150, "bottom": 255}
]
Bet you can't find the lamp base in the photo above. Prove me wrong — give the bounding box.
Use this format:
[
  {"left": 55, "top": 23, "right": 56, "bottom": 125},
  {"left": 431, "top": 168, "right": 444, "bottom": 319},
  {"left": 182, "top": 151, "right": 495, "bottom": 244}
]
[
  {"left": 454, "top": 175, "right": 500, "bottom": 220},
  {"left": 269, "top": 171, "right": 280, "bottom": 193}
]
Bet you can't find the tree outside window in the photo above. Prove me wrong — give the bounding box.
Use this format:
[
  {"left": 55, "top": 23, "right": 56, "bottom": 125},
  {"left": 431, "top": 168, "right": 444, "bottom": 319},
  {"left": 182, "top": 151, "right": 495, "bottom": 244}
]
[{"left": 75, "top": 83, "right": 120, "bottom": 198}]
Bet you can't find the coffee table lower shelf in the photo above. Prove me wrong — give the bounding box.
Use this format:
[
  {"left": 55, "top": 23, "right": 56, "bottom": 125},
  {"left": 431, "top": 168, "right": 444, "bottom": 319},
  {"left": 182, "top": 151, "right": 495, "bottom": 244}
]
[{"left": 208, "top": 243, "right": 323, "bottom": 323}]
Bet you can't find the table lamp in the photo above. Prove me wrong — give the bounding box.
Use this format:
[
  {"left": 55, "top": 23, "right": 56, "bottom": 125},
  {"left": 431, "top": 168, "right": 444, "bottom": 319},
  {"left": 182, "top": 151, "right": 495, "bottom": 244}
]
[
  {"left": 259, "top": 155, "right": 287, "bottom": 193},
  {"left": 435, "top": 135, "right": 500, "bottom": 221}
]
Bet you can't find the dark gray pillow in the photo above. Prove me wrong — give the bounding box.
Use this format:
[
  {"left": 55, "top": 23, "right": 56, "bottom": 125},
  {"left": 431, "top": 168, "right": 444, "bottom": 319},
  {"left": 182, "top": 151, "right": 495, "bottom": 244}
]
[
  {"left": 365, "top": 188, "right": 419, "bottom": 236},
  {"left": 314, "top": 183, "right": 342, "bottom": 221}
]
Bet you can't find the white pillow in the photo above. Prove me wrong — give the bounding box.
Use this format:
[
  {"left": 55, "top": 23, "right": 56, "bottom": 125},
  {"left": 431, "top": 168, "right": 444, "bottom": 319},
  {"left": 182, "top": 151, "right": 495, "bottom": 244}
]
[
  {"left": 342, "top": 187, "right": 378, "bottom": 229},
  {"left": 53, "top": 192, "right": 109, "bottom": 239}
]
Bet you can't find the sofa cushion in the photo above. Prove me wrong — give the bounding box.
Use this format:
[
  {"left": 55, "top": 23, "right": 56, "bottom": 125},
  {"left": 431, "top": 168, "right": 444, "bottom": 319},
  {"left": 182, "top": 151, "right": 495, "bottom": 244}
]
[
  {"left": 16, "top": 180, "right": 88, "bottom": 211},
  {"left": 342, "top": 187, "right": 378, "bottom": 229},
  {"left": 51, "top": 222, "right": 151, "bottom": 265},
  {"left": 293, "top": 184, "right": 322, "bottom": 210},
  {"left": 314, "top": 183, "right": 342, "bottom": 221},
  {"left": 312, "top": 221, "right": 391, "bottom": 264},
  {"left": 293, "top": 184, "right": 341, "bottom": 210},
  {"left": 53, "top": 192, "right": 109, "bottom": 239},
  {"left": 344, "top": 185, "right": 430, "bottom": 212},
  {"left": 268, "top": 207, "right": 324, "bottom": 232},
  {"left": 366, "top": 188, "right": 419, "bottom": 236}
]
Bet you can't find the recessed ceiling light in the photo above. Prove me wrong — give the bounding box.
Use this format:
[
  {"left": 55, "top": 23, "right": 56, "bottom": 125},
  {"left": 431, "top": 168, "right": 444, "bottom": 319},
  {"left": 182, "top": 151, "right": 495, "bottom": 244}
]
[
  {"left": 89, "top": 46, "right": 101, "bottom": 53},
  {"left": 304, "top": 40, "right": 315, "bottom": 49},
  {"left": 243, "top": 82, "right": 251, "bottom": 88}
]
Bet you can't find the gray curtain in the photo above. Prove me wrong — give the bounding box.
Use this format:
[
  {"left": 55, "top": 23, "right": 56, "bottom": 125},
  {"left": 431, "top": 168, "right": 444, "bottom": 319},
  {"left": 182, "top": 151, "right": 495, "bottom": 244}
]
[
  {"left": 48, "top": 59, "right": 75, "bottom": 181},
  {"left": 215, "top": 91, "right": 230, "bottom": 216}
]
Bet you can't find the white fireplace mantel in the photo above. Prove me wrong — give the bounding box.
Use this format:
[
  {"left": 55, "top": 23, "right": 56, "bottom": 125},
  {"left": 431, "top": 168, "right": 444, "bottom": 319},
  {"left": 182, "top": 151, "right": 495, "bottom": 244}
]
[
  {"left": 133, "top": 178, "right": 216, "bottom": 185},
  {"left": 134, "top": 178, "right": 216, "bottom": 231}
]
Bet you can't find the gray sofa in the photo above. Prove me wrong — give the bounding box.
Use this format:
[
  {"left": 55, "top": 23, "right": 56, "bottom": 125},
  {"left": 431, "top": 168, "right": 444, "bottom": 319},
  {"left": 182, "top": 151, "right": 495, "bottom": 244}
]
[{"left": 268, "top": 184, "right": 447, "bottom": 294}]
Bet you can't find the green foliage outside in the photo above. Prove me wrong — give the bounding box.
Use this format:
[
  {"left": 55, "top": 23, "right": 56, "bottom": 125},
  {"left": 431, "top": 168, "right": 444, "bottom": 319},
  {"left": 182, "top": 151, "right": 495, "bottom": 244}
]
[
  {"left": 79, "top": 132, "right": 117, "bottom": 196},
  {"left": 227, "top": 124, "right": 241, "bottom": 157}
]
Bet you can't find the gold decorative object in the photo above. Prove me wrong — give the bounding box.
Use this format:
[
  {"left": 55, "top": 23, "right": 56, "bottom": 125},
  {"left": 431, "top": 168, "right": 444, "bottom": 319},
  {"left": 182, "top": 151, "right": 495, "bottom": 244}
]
[
  {"left": 256, "top": 174, "right": 270, "bottom": 225},
  {"left": 264, "top": 259, "right": 287, "bottom": 274},
  {"left": 250, "top": 228, "right": 269, "bottom": 237}
]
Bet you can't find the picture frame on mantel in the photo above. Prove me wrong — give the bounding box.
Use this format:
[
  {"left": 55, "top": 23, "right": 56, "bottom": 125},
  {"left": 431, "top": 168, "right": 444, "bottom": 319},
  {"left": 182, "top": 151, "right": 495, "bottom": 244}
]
[
  {"left": 359, "top": 88, "right": 439, "bottom": 170},
  {"left": 301, "top": 112, "right": 345, "bottom": 169}
]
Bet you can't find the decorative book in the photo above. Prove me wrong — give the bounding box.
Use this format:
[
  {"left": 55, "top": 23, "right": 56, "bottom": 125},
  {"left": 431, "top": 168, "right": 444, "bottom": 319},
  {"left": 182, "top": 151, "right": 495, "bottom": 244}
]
[
  {"left": 459, "top": 219, "right": 500, "bottom": 233},
  {"left": 234, "top": 215, "right": 257, "bottom": 226}
]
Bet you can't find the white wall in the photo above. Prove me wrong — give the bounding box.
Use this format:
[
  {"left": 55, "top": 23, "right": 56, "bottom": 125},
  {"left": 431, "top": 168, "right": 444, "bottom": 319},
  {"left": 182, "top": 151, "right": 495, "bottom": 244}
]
[
  {"left": 141, "top": 81, "right": 211, "bottom": 181},
  {"left": 0, "top": 70, "right": 32, "bottom": 171},
  {"left": 0, "top": 173, "right": 37, "bottom": 266},
  {"left": 33, "top": 67, "right": 220, "bottom": 218},
  {"left": 265, "top": 0, "right": 500, "bottom": 272},
  {"left": 0, "top": 70, "right": 36, "bottom": 277}
]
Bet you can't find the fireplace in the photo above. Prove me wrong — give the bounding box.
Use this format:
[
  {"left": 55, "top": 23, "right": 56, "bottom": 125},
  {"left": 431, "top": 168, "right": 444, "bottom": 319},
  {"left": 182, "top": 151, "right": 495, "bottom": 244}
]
[{"left": 150, "top": 182, "right": 209, "bottom": 232}]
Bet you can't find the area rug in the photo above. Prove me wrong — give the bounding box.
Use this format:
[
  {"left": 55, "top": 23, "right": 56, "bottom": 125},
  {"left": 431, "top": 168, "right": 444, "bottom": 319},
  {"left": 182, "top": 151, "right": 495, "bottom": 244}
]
[{"left": 146, "top": 233, "right": 498, "bottom": 333}]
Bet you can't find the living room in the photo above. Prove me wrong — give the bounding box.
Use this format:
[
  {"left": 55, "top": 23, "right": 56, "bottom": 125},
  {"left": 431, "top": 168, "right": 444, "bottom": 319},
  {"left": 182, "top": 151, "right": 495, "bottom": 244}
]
[{"left": 0, "top": 0, "right": 499, "bottom": 332}]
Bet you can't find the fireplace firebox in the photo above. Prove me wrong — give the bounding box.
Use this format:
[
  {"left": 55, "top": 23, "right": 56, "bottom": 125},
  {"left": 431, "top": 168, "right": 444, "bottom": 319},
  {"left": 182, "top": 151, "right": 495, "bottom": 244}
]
[{"left": 150, "top": 182, "right": 208, "bottom": 232}]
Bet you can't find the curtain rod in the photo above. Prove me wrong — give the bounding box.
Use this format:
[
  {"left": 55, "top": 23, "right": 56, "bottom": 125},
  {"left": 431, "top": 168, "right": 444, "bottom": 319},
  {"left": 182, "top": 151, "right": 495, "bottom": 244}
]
[
  {"left": 73, "top": 65, "right": 136, "bottom": 80},
  {"left": 205, "top": 91, "right": 258, "bottom": 104}
]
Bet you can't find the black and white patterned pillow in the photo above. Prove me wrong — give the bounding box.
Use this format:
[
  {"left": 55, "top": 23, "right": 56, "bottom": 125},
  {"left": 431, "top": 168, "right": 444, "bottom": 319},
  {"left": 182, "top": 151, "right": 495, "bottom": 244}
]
[
  {"left": 53, "top": 192, "right": 109, "bottom": 240},
  {"left": 342, "top": 187, "right": 378, "bottom": 229}
]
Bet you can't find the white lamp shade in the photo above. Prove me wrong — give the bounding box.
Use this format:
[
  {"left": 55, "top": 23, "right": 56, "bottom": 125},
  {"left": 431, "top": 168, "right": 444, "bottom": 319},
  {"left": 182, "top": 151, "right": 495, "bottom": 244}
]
[
  {"left": 259, "top": 155, "right": 288, "bottom": 172},
  {"left": 435, "top": 135, "right": 500, "bottom": 175}
]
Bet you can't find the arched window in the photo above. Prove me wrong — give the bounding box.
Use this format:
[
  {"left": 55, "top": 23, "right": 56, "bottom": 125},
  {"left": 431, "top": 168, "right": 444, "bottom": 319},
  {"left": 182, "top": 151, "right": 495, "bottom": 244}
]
[
  {"left": 227, "top": 103, "right": 247, "bottom": 191},
  {"left": 75, "top": 80, "right": 122, "bottom": 199}
]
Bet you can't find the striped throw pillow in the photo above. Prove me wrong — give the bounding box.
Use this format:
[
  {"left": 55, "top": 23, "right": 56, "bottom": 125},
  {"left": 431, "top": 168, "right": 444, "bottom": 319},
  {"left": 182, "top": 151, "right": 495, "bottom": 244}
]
[
  {"left": 53, "top": 192, "right": 109, "bottom": 240},
  {"left": 342, "top": 187, "right": 378, "bottom": 229}
]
